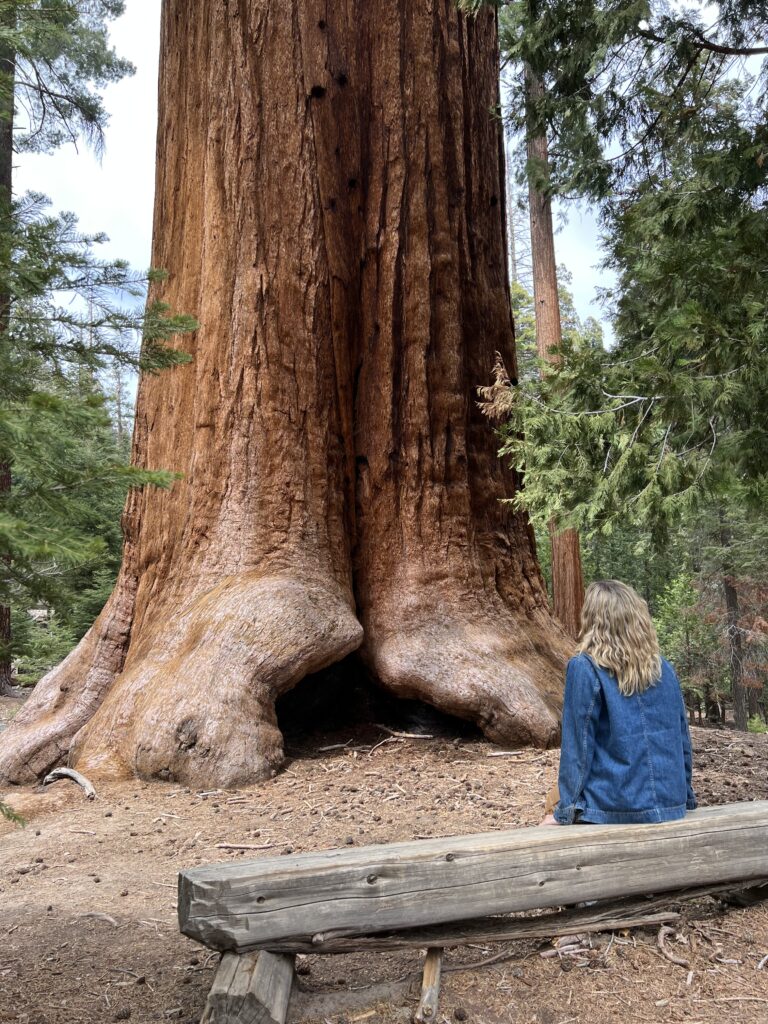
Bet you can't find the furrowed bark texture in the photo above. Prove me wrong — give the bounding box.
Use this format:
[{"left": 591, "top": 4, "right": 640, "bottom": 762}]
[
  {"left": 0, "top": 1, "right": 567, "bottom": 788},
  {"left": 0, "top": 11, "right": 15, "bottom": 697}
]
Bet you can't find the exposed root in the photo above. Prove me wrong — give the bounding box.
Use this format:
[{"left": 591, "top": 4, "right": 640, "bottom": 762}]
[
  {"left": 69, "top": 570, "right": 363, "bottom": 788},
  {"left": 0, "top": 578, "right": 136, "bottom": 786},
  {"left": 365, "top": 611, "right": 565, "bottom": 749}
]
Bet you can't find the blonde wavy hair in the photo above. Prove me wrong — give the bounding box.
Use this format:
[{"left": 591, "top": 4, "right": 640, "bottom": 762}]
[{"left": 578, "top": 580, "right": 662, "bottom": 695}]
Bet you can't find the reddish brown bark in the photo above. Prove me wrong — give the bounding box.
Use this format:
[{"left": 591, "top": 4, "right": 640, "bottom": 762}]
[
  {"left": 0, "top": 12, "right": 14, "bottom": 697},
  {"left": 525, "top": 66, "right": 585, "bottom": 639},
  {"left": 0, "top": 1, "right": 568, "bottom": 788}
]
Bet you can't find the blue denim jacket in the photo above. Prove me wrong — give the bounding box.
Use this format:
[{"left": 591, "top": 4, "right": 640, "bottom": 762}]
[{"left": 553, "top": 653, "right": 696, "bottom": 825}]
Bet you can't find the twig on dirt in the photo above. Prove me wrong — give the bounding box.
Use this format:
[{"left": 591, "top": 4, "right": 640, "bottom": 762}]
[
  {"left": 68, "top": 828, "right": 96, "bottom": 835},
  {"left": 367, "top": 736, "right": 400, "bottom": 755},
  {"left": 374, "top": 724, "right": 433, "bottom": 739},
  {"left": 657, "top": 925, "right": 690, "bottom": 968},
  {"left": 178, "top": 830, "right": 202, "bottom": 854},
  {"left": 693, "top": 996, "right": 768, "bottom": 1004},
  {"left": 78, "top": 912, "right": 118, "bottom": 927},
  {"left": 443, "top": 948, "right": 532, "bottom": 972},
  {"left": 540, "top": 946, "right": 590, "bottom": 959},
  {"left": 318, "top": 741, "right": 353, "bottom": 751},
  {"left": 756, "top": 953, "right": 768, "bottom": 971},
  {"left": 42, "top": 767, "right": 96, "bottom": 800},
  {"left": 486, "top": 751, "right": 551, "bottom": 762},
  {"left": 215, "top": 842, "right": 276, "bottom": 851}
]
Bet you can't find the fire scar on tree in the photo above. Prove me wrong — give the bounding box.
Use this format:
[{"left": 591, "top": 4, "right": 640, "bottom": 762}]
[{"left": 0, "top": 0, "right": 570, "bottom": 789}]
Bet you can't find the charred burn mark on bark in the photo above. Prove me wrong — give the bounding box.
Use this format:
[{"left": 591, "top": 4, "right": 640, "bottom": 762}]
[
  {"left": 336, "top": 72, "right": 348, "bottom": 87},
  {"left": 317, "top": 19, "right": 326, "bottom": 30},
  {"left": 347, "top": 177, "right": 358, "bottom": 190},
  {"left": 309, "top": 84, "right": 327, "bottom": 100},
  {"left": 490, "top": 194, "right": 498, "bottom": 206},
  {"left": 328, "top": 197, "right": 337, "bottom": 211}
]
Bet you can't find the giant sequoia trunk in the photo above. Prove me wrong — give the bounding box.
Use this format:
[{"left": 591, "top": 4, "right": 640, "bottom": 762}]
[{"left": 0, "top": 1, "right": 569, "bottom": 788}]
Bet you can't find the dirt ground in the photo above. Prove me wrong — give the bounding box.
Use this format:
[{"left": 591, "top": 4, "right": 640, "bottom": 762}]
[{"left": 2, "top": 694, "right": 768, "bottom": 1024}]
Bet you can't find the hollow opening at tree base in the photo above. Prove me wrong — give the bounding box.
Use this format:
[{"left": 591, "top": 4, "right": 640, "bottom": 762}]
[{"left": 276, "top": 653, "right": 483, "bottom": 751}]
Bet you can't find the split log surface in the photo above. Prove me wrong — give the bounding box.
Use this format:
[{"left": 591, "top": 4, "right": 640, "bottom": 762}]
[
  {"left": 201, "top": 951, "right": 295, "bottom": 1024},
  {"left": 179, "top": 802, "right": 768, "bottom": 951},
  {"left": 257, "top": 879, "right": 768, "bottom": 954}
]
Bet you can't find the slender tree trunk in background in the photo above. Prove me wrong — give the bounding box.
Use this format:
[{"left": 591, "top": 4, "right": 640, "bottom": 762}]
[
  {"left": 505, "top": 150, "right": 519, "bottom": 285},
  {"left": 0, "top": 14, "right": 15, "bottom": 696},
  {"left": 0, "top": 1, "right": 568, "bottom": 788},
  {"left": 723, "top": 575, "right": 748, "bottom": 731},
  {"left": 718, "top": 517, "right": 748, "bottom": 731},
  {"left": 747, "top": 673, "right": 761, "bottom": 720},
  {"left": 524, "top": 65, "right": 584, "bottom": 639}
]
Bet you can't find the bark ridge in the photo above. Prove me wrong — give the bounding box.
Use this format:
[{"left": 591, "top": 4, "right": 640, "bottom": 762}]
[{"left": 0, "top": 0, "right": 569, "bottom": 788}]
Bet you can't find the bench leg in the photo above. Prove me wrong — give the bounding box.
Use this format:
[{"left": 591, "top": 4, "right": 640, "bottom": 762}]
[
  {"left": 201, "top": 951, "right": 296, "bottom": 1024},
  {"left": 413, "top": 947, "right": 443, "bottom": 1024}
]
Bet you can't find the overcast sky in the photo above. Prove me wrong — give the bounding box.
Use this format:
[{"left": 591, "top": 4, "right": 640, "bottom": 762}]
[{"left": 16, "top": 0, "right": 611, "bottom": 336}]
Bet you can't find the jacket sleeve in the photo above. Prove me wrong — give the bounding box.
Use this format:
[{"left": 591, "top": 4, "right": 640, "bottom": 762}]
[{"left": 553, "top": 656, "right": 602, "bottom": 825}]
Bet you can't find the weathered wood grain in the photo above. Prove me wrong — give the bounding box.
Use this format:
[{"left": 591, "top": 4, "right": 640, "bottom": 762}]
[
  {"left": 200, "top": 951, "right": 294, "bottom": 1024},
  {"left": 178, "top": 802, "right": 768, "bottom": 952},
  {"left": 413, "top": 948, "right": 443, "bottom": 1023},
  {"left": 256, "top": 879, "right": 768, "bottom": 954}
]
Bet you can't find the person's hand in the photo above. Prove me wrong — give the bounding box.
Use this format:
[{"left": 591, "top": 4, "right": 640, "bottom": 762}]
[{"left": 540, "top": 813, "right": 559, "bottom": 826}]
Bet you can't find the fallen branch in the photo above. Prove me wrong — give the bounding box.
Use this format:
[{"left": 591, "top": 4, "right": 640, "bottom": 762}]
[
  {"left": 215, "top": 843, "right": 276, "bottom": 852},
  {"left": 374, "top": 724, "right": 433, "bottom": 739},
  {"left": 657, "top": 925, "right": 690, "bottom": 968},
  {"left": 42, "top": 767, "right": 96, "bottom": 800}
]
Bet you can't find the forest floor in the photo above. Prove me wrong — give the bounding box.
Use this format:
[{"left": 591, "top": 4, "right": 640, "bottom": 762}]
[{"left": 1, "top": 693, "right": 768, "bottom": 1024}]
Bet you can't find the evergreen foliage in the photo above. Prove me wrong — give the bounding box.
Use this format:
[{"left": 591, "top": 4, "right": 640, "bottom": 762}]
[
  {"left": 470, "top": 1, "right": 768, "bottom": 725},
  {"left": 0, "top": 194, "right": 196, "bottom": 678},
  {"left": 475, "top": 2, "right": 768, "bottom": 540},
  {"left": 0, "top": 0, "right": 197, "bottom": 683},
  {"left": 0, "top": 0, "right": 132, "bottom": 153},
  {"left": 0, "top": 796, "right": 23, "bottom": 823}
]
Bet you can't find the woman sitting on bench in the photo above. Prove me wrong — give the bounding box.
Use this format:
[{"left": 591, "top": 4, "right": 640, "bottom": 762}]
[{"left": 543, "top": 579, "right": 697, "bottom": 826}]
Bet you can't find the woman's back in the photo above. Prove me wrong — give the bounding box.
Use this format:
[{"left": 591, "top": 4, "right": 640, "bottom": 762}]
[
  {"left": 567, "top": 653, "right": 695, "bottom": 823},
  {"left": 551, "top": 579, "right": 696, "bottom": 826}
]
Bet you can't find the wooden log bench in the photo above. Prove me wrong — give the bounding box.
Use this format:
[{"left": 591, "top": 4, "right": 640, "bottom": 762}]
[{"left": 178, "top": 801, "right": 768, "bottom": 1024}]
